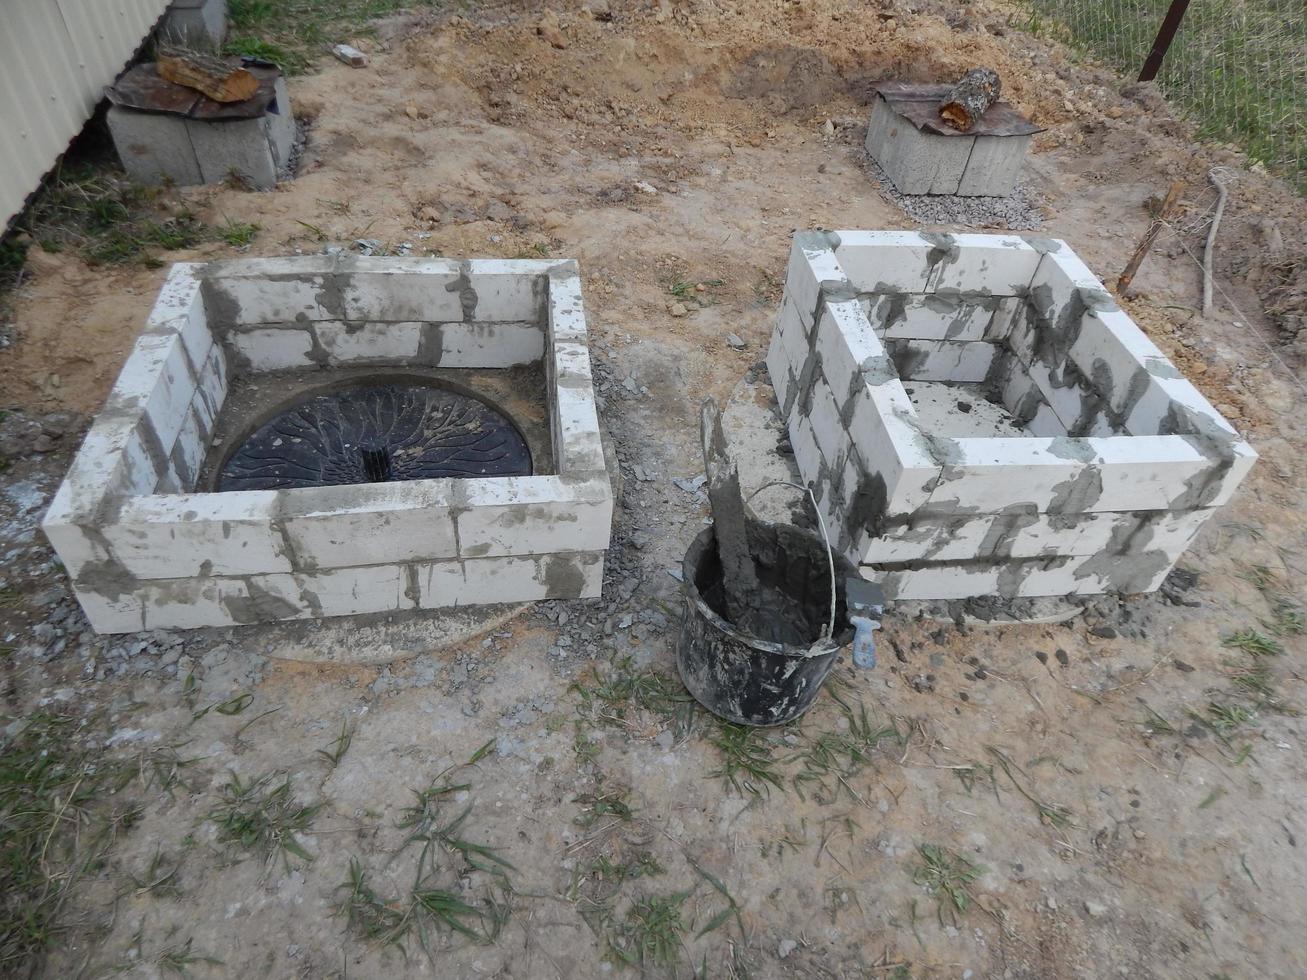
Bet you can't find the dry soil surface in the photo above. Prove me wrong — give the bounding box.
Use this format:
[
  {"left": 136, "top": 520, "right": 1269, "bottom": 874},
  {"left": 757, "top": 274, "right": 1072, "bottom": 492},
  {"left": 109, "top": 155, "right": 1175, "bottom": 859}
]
[{"left": 1, "top": 1, "right": 1305, "bottom": 978}]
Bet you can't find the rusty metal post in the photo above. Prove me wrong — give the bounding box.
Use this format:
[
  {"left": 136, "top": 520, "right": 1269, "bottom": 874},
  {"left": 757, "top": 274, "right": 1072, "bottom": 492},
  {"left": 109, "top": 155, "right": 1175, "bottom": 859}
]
[{"left": 1139, "top": 0, "right": 1193, "bottom": 82}]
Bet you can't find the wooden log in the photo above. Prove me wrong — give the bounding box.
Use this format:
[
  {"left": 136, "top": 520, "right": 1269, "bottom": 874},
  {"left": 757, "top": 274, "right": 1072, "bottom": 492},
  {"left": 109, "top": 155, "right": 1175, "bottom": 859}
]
[
  {"left": 700, "top": 397, "right": 762, "bottom": 631},
  {"left": 1117, "top": 180, "right": 1185, "bottom": 294},
  {"left": 939, "top": 68, "right": 1001, "bottom": 132},
  {"left": 157, "top": 50, "right": 259, "bottom": 103}
]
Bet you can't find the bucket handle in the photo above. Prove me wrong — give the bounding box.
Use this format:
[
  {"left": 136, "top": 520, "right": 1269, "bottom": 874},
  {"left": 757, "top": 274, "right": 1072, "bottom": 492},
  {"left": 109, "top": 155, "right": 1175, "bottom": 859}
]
[{"left": 743, "top": 481, "right": 837, "bottom": 643}]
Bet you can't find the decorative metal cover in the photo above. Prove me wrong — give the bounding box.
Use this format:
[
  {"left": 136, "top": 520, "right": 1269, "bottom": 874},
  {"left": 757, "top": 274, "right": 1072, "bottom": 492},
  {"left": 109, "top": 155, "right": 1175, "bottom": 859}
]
[{"left": 218, "top": 383, "right": 532, "bottom": 491}]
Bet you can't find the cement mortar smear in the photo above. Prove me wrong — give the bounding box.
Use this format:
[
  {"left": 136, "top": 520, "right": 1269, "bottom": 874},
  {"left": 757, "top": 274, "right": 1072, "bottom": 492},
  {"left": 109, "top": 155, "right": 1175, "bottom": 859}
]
[
  {"left": 766, "top": 230, "right": 1257, "bottom": 601},
  {"left": 41, "top": 257, "right": 613, "bottom": 632}
]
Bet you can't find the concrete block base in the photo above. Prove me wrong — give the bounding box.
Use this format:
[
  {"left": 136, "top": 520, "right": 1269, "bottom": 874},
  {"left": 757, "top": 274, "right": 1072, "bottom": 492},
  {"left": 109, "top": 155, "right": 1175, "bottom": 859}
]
[
  {"left": 159, "top": 0, "right": 228, "bottom": 46},
  {"left": 767, "top": 230, "right": 1256, "bottom": 601},
  {"left": 865, "top": 96, "right": 1031, "bottom": 197},
  {"left": 107, "top": 76, "right": 293, "bottom": 190}
]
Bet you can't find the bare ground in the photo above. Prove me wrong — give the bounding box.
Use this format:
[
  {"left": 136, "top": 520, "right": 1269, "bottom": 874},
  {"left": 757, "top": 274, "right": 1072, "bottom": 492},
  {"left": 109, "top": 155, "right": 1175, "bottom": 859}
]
[{"left": 1, "top": 1, "right": 1305, "bottom": 977}]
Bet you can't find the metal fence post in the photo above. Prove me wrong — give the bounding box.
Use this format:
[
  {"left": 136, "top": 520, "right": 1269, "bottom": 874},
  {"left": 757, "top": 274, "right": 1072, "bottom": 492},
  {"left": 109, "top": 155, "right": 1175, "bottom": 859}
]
[{"left": 1139, "top": 0, "right": 1193, "bottom": 81}]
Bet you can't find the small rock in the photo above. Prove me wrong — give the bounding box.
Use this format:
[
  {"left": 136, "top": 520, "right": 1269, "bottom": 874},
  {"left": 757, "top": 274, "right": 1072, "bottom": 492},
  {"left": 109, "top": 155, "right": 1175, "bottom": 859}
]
[
  {"left": 777, "top": 939, "right": 798, "bottom": 959},
  {"left": 726, "top": 333, "right": 746, "bottom": 349},
  {"left": 332, "top": 43, "right": 367, "bottom": 68},
  {"left": 1085, "top": 900, "right": 1108, "bottom": 919},
  {"left": 537, "top": 12, "right": 568, "bottom": 48},
  {"left": 1046, "top": 895, "right": 1058, "bottom": 911},
  {"left": 668, "top": 301, "right": 689, "bottom": 318},
  {"left": 1090, "top": 625, "right": 1118, "bottom": 639},
  {"left": 633, "top": 180, "right": 659, "bottom": 195}
]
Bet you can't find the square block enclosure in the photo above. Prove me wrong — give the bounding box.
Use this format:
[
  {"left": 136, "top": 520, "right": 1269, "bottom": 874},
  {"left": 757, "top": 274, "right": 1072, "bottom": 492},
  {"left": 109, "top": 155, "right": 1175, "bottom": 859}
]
[
  {"left": 42, "top": 257, "right": 612, "bottom": 633},
  {"left": 767, "top": 231, "right": 1256, "bottom": 601}
]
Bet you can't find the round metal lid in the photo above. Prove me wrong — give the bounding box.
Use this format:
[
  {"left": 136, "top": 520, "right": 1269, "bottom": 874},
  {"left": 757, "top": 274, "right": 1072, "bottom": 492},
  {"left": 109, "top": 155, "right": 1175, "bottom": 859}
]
[{"left": 217, "top": 382, "right": 533, "bottom": 491}]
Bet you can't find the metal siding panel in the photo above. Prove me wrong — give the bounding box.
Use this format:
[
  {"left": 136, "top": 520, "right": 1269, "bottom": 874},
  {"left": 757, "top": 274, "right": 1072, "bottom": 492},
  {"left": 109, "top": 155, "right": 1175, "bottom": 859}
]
[{"left": 0, "top": 0, "right": 169, "bottom": 229}]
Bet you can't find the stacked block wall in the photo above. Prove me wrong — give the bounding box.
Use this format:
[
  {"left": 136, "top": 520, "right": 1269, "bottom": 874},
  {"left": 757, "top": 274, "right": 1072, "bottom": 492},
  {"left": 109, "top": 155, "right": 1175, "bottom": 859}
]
[
  {"left": 766, "top": 231, "right": 1256, "bottom": 600},
  {"left": 42, "top": 258, "right": 612, "bottom": 632}
]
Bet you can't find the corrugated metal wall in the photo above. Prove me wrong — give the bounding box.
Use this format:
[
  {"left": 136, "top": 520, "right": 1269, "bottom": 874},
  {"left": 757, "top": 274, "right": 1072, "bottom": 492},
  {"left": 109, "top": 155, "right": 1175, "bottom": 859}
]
[{"left": 0, "top": 0, "right": 170, "bottom": 230}]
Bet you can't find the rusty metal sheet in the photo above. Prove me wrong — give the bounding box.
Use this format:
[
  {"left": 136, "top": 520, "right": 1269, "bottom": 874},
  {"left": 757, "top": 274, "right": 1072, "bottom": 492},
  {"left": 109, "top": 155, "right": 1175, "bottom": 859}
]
[
  {"left": 105, "top": 62, "right": 280, "bottom": 120},
  {"left": 872, "top": 81, "right": 1042, "bottom": 138}
]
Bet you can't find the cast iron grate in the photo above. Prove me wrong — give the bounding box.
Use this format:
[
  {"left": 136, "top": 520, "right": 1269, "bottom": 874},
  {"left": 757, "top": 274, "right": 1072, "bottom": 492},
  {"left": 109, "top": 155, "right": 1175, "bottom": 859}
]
[{"left": 217, "top": 382, "right": 532, "bottom": 491}]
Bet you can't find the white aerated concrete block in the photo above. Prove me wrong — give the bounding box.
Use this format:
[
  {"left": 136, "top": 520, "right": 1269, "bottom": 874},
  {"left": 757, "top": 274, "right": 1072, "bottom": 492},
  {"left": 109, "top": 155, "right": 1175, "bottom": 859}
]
[
  {"left": 313, "top": 321, "right": 422, "bottom": 363},
  {"left": 230, "top": 328, "right": 316, "bottom": 370},
  {"left": 102, "top": 494, "right": 292, "bottom": 579},
  {"left": 767, "top": 231, "right": 1256, "bottom": 600},
  {"left": 280, "top": 485, "right": 460, "bottom": 568},
  {"left": 338, "top": 259, "right": 464, "bottom": 322},
  {"left": 832, "top": 230, "right": 936, "bottom": 293},
  {"left": 889, "top": 339, "right": 996, "bottom": 383},
  {"left": 871, "top": 293, "right": 1000, "bottom": 342},
  {"left": 925, "top": 234, "right": 1042, "bottom": 294},
  {"left": 44, "top": 256, "right": 613, "bottom": 632},
  {"left": 438, "top": 322, "right": 545, "bottom": 367}
]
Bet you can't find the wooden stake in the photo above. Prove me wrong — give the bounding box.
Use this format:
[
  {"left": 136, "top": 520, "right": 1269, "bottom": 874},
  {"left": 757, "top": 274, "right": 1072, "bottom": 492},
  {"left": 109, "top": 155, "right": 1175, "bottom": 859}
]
[
  {"left": 1117, "top": 180, "right": 1184, "bottom": 294},
  {"left": 1202, "top": 169, "right": 1229, "bottom": 316}
]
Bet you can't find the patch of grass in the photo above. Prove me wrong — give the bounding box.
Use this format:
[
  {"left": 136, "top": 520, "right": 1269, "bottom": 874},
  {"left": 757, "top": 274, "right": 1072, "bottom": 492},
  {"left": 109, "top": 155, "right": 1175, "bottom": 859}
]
[
  {"left": 155, "top": 936, "right": 221, "bottom": 975},
  {"left": 126, "top": 847, "right": 183, "bottom": 899},
  {"left": 1263, "top": 597, "right": 1305, "bottom": 638},
  {"left": 792, "top": 694, "right": 902, "bottom": 801},
  {"left": 398, "top": 777, "right": 515, "bottom": 876},
  {"left": 1139, "top": 701, "right": 1179, "bottom": 737},
  {"left": 226, "top": 0, "right": 444, "bottom": 74},
  {"left": 571, "top": 657, "right": 698, "bottom": 739},
  {"left": 336, "top": 857, "right": 409, "bottom": 949},
  {"left": 207, "top": 771, "right": 320, "bottom": 866},
  {"left": 17, "top": 166, "right": 205, "bottom": 268},
  {"left": 708, "top": 721, "right": 785, "bottom": 798},
  {"left": 664, "top": 274, "right": 726, "bottom": 307},
  {"left": 219, "top": 217, "right": 261, "bottom": 247},
  {"left": 137, "top": 744, "right": 203, "bottom": 798},
  {"left": 607, "top": 891, "right": 689, "bottom": 968},
  {"left": 1222, "top": 628, "right": 1284, "bottom": 657},
  {"left": 1195, "top": 700, "right": 1257, "bottom": 740},
  {"left": 689, "top": 860, "right": 745, "bottom": 940},
  {"left": 986, "top": 746, "right": 1073, "bottom": 827},
  {"left": 1229, "top": 660, "right": 1276, "bottom": 701},
  {"left": 574, "top": 787, "right": 635, "bottom": 829},
  {"left": 317, "top": 719, "right": 354, "bottom": 767},
  {"left": 589, "top": 852, "right": 665, "bottom": 887},
  {"left": 910, "top": 844, "right": 984, "bottom": 927},
  {"left": 0, "top": 711, "right": 140, "bottom": 974},
  {"left": 340, "top": 773, "right": 515, "bottom": 953}
]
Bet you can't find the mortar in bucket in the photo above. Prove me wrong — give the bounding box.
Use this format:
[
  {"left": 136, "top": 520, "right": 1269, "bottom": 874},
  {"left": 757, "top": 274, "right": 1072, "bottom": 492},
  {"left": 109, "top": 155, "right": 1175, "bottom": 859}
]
[
  {"left": 677, "top": 516, "right": 864, "bottom": 726},
  {"left": 675, "top": 399, "right": 882, "bottom": 726}
]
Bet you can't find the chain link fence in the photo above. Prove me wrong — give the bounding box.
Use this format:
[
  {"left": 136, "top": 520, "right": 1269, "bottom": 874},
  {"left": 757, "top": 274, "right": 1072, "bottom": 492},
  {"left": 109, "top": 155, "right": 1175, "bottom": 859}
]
[{"left": 1018, "top": 0, "right": 1306, "bottom": 193}]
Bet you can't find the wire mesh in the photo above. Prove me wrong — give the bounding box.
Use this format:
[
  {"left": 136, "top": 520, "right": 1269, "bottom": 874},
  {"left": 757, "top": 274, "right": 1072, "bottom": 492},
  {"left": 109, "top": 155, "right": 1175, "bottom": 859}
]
[{"left": 1017, "top": 0, "right": 1306, "bottom": 193}]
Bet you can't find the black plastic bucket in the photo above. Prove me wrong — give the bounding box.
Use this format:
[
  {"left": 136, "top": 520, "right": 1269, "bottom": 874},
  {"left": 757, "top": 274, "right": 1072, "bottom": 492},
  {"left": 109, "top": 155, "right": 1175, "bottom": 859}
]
[{"left": 676, "top": 519, "right": 859, "bottom": 727}]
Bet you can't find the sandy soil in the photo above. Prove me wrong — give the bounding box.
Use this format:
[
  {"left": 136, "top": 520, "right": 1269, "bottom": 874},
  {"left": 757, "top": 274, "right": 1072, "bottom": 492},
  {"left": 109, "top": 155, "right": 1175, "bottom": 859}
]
[{"left": 1, "top": 1, "right": 1305, "bottom": 977}]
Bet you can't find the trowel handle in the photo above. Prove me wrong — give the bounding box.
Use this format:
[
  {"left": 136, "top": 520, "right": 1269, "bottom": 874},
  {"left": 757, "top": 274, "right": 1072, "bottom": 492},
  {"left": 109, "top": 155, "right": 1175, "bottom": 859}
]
[{"left": 849, "top": 615, "right": 880, "bottom": 669}]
